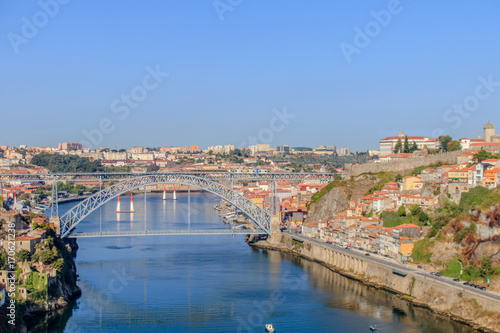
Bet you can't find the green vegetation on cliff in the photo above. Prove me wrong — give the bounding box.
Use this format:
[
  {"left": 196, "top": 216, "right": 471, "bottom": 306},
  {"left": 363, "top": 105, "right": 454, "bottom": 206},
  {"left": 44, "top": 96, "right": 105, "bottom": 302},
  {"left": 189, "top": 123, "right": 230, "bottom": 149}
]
[
  {"left": 2, "top": 225, "right": 80, "bottom": 328},
  {"left": 411, "top": 238, "right": 434, "bottom": 263},
  {"left": 309, "top": 174, "right": 344, "bottom": 206},
  {"left": 459, "top": 187, "right": 500, "bottom": 211}
]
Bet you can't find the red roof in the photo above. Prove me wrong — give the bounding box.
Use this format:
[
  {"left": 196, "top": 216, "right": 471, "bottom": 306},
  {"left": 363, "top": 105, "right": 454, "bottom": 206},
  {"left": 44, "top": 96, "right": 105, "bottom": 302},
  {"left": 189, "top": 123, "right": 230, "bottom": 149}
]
[
  {"left": 380, "top": 136, "right": 430, "bottom": 141},
  {"left": 470, "top": 142, "right": 500, "bottom": 146},
  {"left": 15, "top": 236, "right": 39, "bottom": 241},
  {"left": 394, "top": 224, "right": 421, "bottom": 229}
]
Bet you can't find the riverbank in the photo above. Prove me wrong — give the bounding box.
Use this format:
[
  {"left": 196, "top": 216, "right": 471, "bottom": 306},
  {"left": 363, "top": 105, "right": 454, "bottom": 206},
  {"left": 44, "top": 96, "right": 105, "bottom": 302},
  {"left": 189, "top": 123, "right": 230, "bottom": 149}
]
[{"left": 250, "top": 233, "right": 500, "bottom": 333}]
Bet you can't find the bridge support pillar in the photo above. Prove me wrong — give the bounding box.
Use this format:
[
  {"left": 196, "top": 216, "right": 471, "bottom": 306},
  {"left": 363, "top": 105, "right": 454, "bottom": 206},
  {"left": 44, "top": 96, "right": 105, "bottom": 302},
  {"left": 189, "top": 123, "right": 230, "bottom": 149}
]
[
  {"left": 50, "top": 217, "right": 60, "bottom": 236},
  {"left": 269, "top": 214, "right": 281, "bottom": 243}
]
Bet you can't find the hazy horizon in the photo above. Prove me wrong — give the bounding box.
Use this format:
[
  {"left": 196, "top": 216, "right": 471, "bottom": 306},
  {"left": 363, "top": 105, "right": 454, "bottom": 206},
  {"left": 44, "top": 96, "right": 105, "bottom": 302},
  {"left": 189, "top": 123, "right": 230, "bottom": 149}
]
[{"left": 1, "top": 1, "right": 499, "bottom": 151}]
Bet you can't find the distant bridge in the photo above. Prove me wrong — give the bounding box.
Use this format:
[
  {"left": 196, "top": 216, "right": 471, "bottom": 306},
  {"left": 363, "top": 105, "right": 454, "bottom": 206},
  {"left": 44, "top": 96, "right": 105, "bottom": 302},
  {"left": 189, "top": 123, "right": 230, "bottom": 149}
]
[
  {"left": 1, "top": 172, "right": 333, "bottom": 239},
  {"left": 1, "top": 171, "right": 334, "bottom": 182}
]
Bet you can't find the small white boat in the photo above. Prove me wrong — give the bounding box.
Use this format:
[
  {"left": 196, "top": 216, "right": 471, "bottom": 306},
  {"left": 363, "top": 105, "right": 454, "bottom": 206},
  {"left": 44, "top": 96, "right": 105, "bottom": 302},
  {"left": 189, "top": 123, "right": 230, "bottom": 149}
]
[
  {"left": 369, "top": 324, "right": 377, "bottom": 331},
  {"left": 265, "top": 324, "right": 275, "bottom": 332}
]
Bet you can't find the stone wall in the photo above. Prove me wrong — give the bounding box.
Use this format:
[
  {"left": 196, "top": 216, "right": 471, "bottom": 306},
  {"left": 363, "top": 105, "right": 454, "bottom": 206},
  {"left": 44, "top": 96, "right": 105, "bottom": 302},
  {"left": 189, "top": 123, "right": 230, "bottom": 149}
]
[
  {"left": 345, "top": 151, "right": 461, "bottom": 179},
  {"left": 279, "top": 233, "right": 500, "bottom": 331}
]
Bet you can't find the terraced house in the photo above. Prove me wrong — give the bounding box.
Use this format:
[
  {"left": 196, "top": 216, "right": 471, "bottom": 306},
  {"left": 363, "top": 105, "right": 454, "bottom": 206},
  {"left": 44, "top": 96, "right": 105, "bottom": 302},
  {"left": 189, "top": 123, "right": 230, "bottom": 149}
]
[
  {"left": 483, "top": 167, "right": 500, "bottom": 188},
  {"left": 448, "top": 166, "right": 469, "bottom": 183}
]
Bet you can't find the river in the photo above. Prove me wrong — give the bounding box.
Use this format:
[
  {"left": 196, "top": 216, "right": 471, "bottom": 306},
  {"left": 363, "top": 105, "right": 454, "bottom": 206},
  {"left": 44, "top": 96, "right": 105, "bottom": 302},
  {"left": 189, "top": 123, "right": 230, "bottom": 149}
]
[{"left": 32, "top": 192, "right": 474, "bottom": 332}]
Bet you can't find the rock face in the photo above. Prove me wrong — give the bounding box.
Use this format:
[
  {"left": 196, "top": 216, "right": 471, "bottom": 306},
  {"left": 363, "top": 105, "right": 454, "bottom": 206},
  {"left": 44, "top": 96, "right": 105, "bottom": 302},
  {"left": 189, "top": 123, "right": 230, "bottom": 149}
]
[
  {"left": 306, "top": 173, "right": 381, "bottom": 223},
  {"left": 306, "top": 187, "right": 350, "bottom": 223},
  {"left": 22, "top": 237, "right": 81, "bottom": 325},
  {"left": 472, "top": 238, "right": 500, "bottom": 265}
]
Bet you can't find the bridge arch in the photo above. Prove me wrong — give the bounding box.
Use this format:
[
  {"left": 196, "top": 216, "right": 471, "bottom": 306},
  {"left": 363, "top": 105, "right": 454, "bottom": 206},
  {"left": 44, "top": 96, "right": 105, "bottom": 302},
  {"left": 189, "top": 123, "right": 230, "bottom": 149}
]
[{"left": 59, "top": 174, "right": 271, "bottom": 238}]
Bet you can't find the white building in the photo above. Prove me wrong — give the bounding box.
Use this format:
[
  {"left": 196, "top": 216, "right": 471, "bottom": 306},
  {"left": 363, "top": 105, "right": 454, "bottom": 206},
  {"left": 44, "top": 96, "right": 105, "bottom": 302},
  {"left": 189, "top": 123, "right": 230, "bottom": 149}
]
[
  {"left": 379, "top": 130, "right": 440, "bottom": 156},
  {"left": 103, "top": 151, "right": 128, "bottom": 160}
]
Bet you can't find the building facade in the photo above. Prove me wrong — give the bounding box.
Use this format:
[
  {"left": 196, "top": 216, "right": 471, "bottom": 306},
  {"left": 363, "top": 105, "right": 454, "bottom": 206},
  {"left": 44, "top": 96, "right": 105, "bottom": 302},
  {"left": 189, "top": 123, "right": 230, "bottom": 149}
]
[{"left": 379, "top": 130, "right": 440, "bottom": 156}]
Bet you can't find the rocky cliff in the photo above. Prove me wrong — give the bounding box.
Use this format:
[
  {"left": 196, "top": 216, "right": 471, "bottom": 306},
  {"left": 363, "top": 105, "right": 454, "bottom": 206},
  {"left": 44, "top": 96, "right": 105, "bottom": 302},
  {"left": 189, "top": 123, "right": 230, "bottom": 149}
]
[
  {"left": 307, "top": 173, "right": 382, "bottom": 222},
  {"left": 306, "top": 187, "right": 350, "bottom": 223}
]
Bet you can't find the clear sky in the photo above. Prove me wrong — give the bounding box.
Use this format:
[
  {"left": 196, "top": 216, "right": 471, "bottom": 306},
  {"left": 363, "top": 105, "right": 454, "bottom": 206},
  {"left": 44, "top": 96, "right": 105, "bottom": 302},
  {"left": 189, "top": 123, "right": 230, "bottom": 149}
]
[{"left": 1, "top": 1, "right": 499, "bottom": 151}]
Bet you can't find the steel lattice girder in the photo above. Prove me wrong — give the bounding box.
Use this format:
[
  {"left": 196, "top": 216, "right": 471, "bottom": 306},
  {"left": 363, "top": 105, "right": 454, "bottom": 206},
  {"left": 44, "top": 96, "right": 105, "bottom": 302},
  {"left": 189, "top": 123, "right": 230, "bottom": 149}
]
[
  {"left": 1, "top": 172, "right": 334, "bottom": 182},
  {"left": 60, "top": 174, "right": 272, "bottom": 238}
]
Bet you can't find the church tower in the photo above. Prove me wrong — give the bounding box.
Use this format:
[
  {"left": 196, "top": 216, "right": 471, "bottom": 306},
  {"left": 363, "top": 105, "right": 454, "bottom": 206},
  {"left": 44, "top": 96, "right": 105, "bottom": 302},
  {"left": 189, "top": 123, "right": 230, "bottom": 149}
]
[{"left": 484, "top": 121, "right": 495, "bottom": 142}]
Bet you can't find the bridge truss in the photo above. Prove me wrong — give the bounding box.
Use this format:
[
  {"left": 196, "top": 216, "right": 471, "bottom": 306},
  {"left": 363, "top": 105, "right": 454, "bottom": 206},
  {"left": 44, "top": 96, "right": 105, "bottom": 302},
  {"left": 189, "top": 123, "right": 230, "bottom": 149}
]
[
  {"left": 58, "top": 174, "right": 277, "bottom": 238},
  {"left": 0, "top": 172, "right": 334, "bottom": 238}
]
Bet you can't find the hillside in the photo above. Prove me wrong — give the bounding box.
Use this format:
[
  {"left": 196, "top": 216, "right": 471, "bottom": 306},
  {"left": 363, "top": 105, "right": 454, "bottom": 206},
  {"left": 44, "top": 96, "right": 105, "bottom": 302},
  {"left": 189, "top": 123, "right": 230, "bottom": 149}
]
[
  {"left": 411, "top": 188, "right": 500, "bottom": 290},
  {"left": 306, "top": 172, "right": 390, "bottom": 222}
]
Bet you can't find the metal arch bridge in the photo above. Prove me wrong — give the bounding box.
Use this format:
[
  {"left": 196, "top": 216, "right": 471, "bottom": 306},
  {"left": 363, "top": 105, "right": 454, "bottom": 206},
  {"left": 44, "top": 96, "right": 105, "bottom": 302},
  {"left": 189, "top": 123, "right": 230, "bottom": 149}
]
[
  {"left": 56, "top": 173, "right": 280, "bottom": 238},
  {"left": 0, "top": 172, "right": 334, "bottom": 238}
]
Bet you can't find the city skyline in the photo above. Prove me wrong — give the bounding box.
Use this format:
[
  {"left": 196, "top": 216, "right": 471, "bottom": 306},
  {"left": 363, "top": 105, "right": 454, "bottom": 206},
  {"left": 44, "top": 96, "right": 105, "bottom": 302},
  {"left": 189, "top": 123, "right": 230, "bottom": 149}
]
[{"left": 1, "top": 1, "right": 499, "bottom": 151}]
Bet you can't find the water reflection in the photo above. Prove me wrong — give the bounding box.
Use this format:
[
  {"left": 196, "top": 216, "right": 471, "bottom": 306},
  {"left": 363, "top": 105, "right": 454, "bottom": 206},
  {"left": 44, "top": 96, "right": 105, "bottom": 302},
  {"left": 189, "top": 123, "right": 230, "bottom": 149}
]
[{"left": 30, "top": 194, "right": 474, "bottom": 332}]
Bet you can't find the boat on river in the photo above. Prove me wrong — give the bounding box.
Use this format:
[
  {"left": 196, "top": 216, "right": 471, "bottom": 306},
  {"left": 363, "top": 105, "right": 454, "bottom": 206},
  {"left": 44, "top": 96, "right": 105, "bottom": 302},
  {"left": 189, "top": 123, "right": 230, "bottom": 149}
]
[{"left": 265, "top": 323, "right": 275, "bottom": 332}]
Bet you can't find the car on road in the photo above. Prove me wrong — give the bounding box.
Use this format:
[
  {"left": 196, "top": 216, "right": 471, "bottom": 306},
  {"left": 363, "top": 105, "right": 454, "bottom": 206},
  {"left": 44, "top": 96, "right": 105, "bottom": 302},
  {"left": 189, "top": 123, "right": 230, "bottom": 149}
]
[
  {"left": 479, "top": 286, "right": 486, "bottom": 290},
  {"left": 435, "top": 273, "right": 442, "bottom": 277},
  {"left": 365, "top": 253, "right": 370, "bottom": 256},
  {"left": 453, "top": 278, "right": 460, "bottom": 282},
  {"left": 430, "top": 272, "right": 435, "bottom": 275},
  {"left": 469, "top": 283, "right": 476, "bottom": 288},
  {"left": 463, "top": 281, "right": 469, "bottom": 285},
  {"left": 326, "top": 241, "right": 332, "bottom": 244},
  {"left": 383, "top": 254, "right": 389, "bottom": 258}
]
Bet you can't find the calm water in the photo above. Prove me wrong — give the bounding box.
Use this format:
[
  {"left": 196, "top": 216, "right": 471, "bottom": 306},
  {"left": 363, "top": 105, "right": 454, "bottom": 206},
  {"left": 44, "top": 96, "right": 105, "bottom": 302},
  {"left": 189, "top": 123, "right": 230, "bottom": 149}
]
[{"left": 35, "top": 192, "right": 473, "bottom": 332}]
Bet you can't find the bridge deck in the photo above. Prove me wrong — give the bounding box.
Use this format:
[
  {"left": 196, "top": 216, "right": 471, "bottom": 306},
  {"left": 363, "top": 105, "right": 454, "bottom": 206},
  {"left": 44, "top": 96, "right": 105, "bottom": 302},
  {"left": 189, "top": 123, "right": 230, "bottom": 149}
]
[{"left": 67, "top": 229, "right": 267, "bottom": 238}]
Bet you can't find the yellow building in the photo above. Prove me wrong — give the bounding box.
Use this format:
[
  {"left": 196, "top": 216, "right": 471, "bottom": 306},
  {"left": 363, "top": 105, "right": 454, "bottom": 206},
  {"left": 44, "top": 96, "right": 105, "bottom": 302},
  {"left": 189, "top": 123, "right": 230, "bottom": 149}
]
[
  {"left": 398, "top": 238, "right": 415, "bottom": 257},
  {"left": 401, "top": 176, "right": 423, "bottom": 191},
  {"left": 448, "top": 167, "right": 469, "bottom": 183}
]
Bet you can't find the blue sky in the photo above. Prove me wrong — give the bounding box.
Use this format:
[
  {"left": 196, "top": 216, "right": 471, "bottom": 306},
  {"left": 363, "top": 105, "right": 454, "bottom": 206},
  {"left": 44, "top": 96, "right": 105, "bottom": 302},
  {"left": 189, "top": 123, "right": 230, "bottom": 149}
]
[{"left": 1, "top": 0, "right": 499, "bottom": 151}]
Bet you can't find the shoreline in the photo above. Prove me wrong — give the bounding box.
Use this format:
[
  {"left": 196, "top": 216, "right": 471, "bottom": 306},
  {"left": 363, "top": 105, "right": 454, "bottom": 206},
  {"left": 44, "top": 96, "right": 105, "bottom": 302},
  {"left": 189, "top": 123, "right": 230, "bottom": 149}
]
[{"left": 250, "top": 238, "right": 499, "bottom": 333}]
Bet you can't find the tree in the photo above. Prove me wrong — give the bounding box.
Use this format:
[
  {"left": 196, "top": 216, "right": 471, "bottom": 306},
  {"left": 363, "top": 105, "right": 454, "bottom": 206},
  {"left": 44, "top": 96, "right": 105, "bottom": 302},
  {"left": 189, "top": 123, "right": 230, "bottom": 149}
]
[
  {"left": 395, "top": 174, "right": 403, "bottom": 182},
  {"left": 393, "top": 139, "right": 403, "bottom": 154},
  {"left": 0, "top": 250, "right": 7, "bottom": 269},
  {"left": 418, "top": 211, "right": 429, "bottom": 223},
  {"left": 410, "top": 204, "right": 422, "bottom": 216},
  {"left": 18, "top": 193, "right": 30, "bottom": 201},
  {"left": 473, "top": 149, "right": 492, "bottom": 163},
  {"left": 33, "top": 249, "right": 56, "bottom": 265},
  {"left": 410, "top": 141, "right": 418, "bottom": 152},
  {"left": 403, "top": 136, "right": 410, "bottom": 153},
  {"left": 398, "top": 205, "right": 406, "bottom": 217},
  {"left": 439, "top": 135, "right": 452, "bottom": 151},
  {"left": 447, "top": 140, "right": 462, "bottom": 152},
  {"left": 480, "top": 255, "right": 494, "bottom": 280},
  {"left": 15, "top": 249, "right": 32, "bottom": 262}
]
